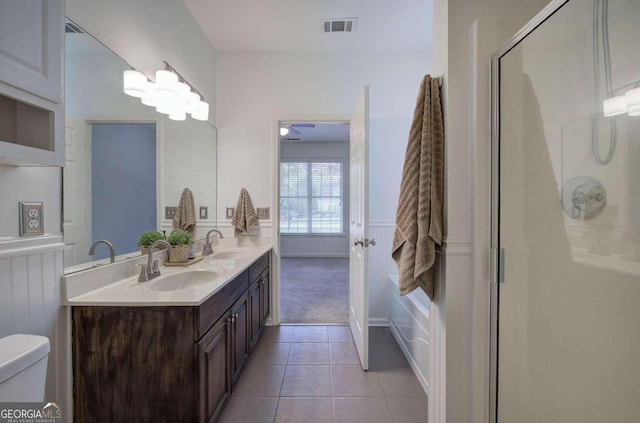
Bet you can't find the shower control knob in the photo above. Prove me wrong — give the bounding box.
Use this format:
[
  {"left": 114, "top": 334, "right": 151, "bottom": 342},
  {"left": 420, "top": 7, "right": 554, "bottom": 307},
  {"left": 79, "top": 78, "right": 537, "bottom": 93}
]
[{"left": 354, "top": 239, "right": 364, "bottom": 247}]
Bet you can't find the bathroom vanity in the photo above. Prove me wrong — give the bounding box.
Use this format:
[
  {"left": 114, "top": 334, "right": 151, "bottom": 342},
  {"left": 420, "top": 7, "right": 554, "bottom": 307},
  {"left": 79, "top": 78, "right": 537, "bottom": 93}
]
[{"left": 67, "top": 247, "right": 271, "bottom": 423}]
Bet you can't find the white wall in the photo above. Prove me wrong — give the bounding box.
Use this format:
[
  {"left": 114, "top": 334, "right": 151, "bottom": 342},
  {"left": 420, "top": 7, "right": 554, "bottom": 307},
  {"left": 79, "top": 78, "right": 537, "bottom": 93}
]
[
  {"left": 216, "top": 50, "right": 431, "bottom": 323},
  {"left": 280, "top": 141, "right": 349, "bottom": 257},
  {"left": 430, "top": 0, "right": 553, "bottom": 422}
]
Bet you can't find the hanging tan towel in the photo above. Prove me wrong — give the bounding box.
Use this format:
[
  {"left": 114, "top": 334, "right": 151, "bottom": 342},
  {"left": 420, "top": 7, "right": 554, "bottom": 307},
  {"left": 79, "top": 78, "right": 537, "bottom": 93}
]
[
  {"left": 231, "top": 188, "right": 258, "bottom": 235},
  {"left": 173, "top": 187, "right": 196, "bottom": 236},
  {"left": 391, "top": 75, "right": 444, "bottom": 300}
]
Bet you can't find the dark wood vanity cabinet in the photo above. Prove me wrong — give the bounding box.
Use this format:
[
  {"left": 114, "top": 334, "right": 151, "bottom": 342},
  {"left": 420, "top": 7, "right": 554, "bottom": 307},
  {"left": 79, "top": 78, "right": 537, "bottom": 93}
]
[
  {"left": 72, "top": 251, "right": 271, "bottom": 423},
  {"left": 230, "top": 292, "right": 250, "bottom": 382},
  {"left": 198, "top": 310, "right": 232, "bottom": 423}
]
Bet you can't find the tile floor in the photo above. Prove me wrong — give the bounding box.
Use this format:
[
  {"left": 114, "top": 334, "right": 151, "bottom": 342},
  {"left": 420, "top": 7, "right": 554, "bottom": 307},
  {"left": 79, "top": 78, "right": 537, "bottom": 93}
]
[{"left": 219, "top": 325, "right": 427, "bottom": 423}]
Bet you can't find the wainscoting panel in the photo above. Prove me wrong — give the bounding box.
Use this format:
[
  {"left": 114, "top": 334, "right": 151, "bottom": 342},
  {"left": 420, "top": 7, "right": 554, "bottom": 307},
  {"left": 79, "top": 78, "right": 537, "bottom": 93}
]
[
  {"left": 388, "top": 275, "right": 430, "bottom": 395},
  {"left": 0, "top": 236, "right": 66, "bottom": 407}
]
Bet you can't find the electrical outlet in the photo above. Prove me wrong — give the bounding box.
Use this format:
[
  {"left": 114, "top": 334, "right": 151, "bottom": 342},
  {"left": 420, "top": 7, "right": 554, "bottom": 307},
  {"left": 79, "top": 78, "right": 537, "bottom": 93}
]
[
  {"left": 19, "top": 202, "right": 44, "bottom": 236},
  {"left": 257, "top": 207, "right": 270, "bottom": 220},
  {"left": 165, "top": 207, "right": 177, "bottom": 220}
]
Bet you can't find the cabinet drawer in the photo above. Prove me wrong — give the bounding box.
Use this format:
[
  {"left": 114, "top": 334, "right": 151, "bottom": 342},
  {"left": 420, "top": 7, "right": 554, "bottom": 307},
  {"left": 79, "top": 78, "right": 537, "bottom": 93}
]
[
  {"left": 249, "top": 252, "right": 270, "bottom": 282},
  {"left": 198, "top": 270, "right": 249, "bottom": 339}
]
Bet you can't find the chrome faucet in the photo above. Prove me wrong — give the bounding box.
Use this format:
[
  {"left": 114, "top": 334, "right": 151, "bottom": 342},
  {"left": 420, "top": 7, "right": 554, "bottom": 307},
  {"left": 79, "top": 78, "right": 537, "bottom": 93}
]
[
  {"left": 88, "top": 240, "right": 115, "bottom": 263},
  {"left": 137, "top": 240, "right": 173, "bottom": 282},
  {"left": 202, "top": 229, "right": 224, "bottom": 256}
]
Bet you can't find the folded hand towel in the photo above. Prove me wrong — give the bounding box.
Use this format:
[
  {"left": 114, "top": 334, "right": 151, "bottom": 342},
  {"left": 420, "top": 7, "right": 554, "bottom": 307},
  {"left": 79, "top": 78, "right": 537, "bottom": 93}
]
[
  {"left": 231, "top": 188, "right": 258, "bottom": 235},
  {"left": 391, "top": 75, "right": 444, "bottom": 301},
  {"left": 173, "top": 188, "right": 196, "bottom": 236}
]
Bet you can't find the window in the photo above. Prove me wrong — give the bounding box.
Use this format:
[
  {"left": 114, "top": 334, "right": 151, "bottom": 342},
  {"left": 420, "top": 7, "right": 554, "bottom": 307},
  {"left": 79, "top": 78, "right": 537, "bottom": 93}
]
[{"left": 280, "top": 161, "right": 343, "bottom": 234}]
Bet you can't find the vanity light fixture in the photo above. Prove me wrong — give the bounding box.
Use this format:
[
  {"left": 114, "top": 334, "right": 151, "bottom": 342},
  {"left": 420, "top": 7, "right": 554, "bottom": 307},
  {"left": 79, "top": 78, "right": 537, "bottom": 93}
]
[
  {"left": 123, "top": 61, "right": 209, "bottom": 122},
  {"left": 602, "top": 87, "right": 640, "bottom": 117}
]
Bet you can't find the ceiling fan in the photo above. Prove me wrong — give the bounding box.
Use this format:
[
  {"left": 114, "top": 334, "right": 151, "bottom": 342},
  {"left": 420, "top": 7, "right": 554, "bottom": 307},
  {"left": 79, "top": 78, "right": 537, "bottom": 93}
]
[{"left": 280, "top": 123, "right": 316, "bottom": 137}]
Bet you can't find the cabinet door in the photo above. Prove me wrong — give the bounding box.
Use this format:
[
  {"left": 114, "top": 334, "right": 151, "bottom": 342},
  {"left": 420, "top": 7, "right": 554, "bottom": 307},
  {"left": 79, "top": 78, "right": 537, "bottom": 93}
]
[
  {"left": 0, "top": 0, "right": 64, "bottom": 103},
  {"left": 198, "top": 313, "right": 232, "bottom": 423},
  {"left": 230, "top": 292, "right": 250, "bottom": 383},
  {"left": 260, "top": 269, "right": 271, "bottom": 324},
  {"left": 249, "top": 280, "right": 262, "bottom": 350}
]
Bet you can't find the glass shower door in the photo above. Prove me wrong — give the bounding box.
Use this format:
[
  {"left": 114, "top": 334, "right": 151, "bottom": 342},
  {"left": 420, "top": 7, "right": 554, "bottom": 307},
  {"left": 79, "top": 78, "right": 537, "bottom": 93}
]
[{"left": 494, "top": 0, "right": 640, "bottom": 421}]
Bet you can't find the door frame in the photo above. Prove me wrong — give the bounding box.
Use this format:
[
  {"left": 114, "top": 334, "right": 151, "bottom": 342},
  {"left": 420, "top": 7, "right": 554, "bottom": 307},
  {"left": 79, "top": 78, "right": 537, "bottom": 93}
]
[
  {"left": 489, "top": 1, "right": 571, "bottom": 421},
  {"left": 270, "top": 115, "right": 350, "bottom": 326}
]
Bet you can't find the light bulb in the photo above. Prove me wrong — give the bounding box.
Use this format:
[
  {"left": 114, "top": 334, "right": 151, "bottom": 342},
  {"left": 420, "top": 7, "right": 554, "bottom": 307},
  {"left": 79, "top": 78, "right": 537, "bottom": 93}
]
[{"left": 280, "top": 127, "right": 289, "bottom": 136}]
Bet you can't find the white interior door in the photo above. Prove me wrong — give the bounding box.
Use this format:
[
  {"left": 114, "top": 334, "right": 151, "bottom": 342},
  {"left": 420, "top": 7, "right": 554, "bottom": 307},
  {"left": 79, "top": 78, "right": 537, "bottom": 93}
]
[
  {"left": 63, "top": 115, "right": 91, "bottom": 267},
  {"left": 349, "top": 87, "right": 370, "bottom": 370}
]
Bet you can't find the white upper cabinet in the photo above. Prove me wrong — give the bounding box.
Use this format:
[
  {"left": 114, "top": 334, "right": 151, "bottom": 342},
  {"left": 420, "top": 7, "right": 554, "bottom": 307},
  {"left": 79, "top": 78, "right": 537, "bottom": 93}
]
[
  {"left": 0, "top": 0, "right": 64, "bottom": 103},
  {"left": 0, "top": 0, "right": 64, "bottom": 166}
]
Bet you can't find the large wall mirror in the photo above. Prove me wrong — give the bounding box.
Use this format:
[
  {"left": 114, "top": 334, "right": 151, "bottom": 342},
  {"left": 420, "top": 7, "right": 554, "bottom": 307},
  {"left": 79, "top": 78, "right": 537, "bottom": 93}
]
[{"left": 63, "top": 19, "right": 217, "bottom": 272}]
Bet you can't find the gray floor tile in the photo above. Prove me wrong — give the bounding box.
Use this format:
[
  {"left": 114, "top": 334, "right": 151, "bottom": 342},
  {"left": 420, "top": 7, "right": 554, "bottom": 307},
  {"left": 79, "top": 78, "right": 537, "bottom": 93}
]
[
  {"left": 262, "top": 325, "right": 296, "bottom": 342},
  {"left": 333, "top": 397, "right": 393, "bottom": 423},
  {"left": 288, "top": 342, "right": 330, "bottom": 365},
  {"left": 292, "top": 325, "right": 329, "bottom": 342},
  {"left": 275, "top": 397, "right": 333, "bottom": 423},
  {"left": 330, "top": 342, "right": 360, "bottom": 365},
  {"left": 232, "top": 362, "right": 286, "bottom": 397},
  {"left": 331, "top": 365, "right": 384, "bottom": 397},
  {"left": 329, "top": 325, "right": 353, "bottom": 342},
  {"left": 377, "top": 366, "right": 427, "bottom": 397},
  {"left": 386, "top": 397, "right": 428, "bottom": 423},
  {"left": 252, "top": 341, "right": 291, "bottom": 365},
  {"left": 218, "top": 396, "right": 278, "bottom": 423},
  {"left": 281, "top": 365, "right": 332, "bottom": 396}
]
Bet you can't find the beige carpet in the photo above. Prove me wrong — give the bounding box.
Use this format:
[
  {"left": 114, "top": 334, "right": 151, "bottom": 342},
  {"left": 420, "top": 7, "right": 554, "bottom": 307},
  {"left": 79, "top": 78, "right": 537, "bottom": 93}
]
[{"left": 280, "top": 257, "right": 349, "bottom": 323}]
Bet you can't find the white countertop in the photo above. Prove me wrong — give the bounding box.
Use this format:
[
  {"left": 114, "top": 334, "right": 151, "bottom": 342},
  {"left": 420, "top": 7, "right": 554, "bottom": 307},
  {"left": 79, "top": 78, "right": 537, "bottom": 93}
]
[{"left": 64, "top": 244, "right": 272, "bottom": 306}]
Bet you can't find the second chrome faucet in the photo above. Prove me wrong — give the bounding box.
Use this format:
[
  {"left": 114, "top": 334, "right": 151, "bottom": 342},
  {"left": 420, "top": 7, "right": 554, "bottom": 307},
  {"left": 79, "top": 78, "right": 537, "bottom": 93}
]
[{"left": 137, "top": 240, "right": 173, "bottom": 282}]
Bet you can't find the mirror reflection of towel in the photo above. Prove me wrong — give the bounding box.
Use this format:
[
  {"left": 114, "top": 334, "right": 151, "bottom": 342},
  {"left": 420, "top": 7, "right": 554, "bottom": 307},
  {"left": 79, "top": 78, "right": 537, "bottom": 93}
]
[
  {"left": 173, "top": 188, "right": 196, "bottom": 235},
  {"left": 232, "top": 188, "right": 258, "bottom": 235}
]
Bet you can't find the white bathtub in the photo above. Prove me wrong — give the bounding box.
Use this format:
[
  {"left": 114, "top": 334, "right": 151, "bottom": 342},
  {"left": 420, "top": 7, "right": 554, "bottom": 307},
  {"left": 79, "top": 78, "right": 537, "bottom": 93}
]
[{"left": 387, "top": 275, "right": 430, "bottom": 395}]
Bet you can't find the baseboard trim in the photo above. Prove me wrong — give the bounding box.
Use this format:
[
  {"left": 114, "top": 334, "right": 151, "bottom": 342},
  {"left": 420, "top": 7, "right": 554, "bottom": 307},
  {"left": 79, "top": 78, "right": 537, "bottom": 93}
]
[{"left": 369, "top": 318, "right": 389, "bottom": 327}]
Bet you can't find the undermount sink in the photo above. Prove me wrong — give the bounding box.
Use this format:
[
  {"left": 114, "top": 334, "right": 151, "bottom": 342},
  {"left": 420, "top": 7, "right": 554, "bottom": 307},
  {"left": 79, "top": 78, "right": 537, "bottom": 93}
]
[
  {"left": 210, "top": 248, "right": 256, "bottom": 260},
  {"left": 149, "top": 270, "right": 219, "bottom": 292}
]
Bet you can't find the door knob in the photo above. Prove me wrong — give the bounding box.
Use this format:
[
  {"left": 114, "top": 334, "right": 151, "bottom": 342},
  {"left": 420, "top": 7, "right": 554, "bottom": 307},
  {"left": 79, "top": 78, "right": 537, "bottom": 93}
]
[
  {"left": 365, "top": 238, "right": 376, "bottom": 247},
  {"left": 354, "top": 239, "right": 364, "bottom": 246}
]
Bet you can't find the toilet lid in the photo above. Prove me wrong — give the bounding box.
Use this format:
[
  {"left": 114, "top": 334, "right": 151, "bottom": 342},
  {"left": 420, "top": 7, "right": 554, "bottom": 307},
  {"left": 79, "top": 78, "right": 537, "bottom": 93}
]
[{"left": 0, "top": 334, "right": 50, "bottom": 384}]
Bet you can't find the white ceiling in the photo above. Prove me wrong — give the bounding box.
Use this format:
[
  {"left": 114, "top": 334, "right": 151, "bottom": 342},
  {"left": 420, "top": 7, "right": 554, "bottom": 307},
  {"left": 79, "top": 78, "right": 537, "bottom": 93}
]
[
  {"left": 281, "top": 122, "right": 350, "bottom": 143},
  {"left": 182, "top": 0, "right": 433, "bottom": 52}
]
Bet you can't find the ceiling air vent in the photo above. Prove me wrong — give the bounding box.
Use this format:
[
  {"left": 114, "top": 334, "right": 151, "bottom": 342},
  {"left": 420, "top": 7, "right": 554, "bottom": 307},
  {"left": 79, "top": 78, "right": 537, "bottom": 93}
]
[
  {"left": 323, "top": 18, "right": 357, "bottom": 33},
  {"left": 65, "top": 22, "right": 84, "bottom": 34}
]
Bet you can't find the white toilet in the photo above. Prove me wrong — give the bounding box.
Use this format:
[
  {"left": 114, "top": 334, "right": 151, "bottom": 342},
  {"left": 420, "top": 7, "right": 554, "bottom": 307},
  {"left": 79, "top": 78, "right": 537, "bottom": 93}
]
[{"left": 0, "top": 334, "right": 50, "bottom": 402}]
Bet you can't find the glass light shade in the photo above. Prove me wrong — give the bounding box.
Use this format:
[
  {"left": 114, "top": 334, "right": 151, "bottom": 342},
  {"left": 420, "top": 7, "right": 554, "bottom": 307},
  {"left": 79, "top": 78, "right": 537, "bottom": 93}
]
[
  {"left": 602, "top": 96, "right": 627, "bottom": 117},
  {"left": 174, "top": 81, "right": 191, "bottom": 102},
  {"left": 625, "top": 87, "right": 640, "bottom": 111},
  {"left": 191, "top": 100, "right": 209, "bottom": 121},
  {"left": 169, "top": 109, "right": 187, "bottom": 121},
  {"left": 628, "top": 106, "right": 640, "bottom": 116},
  {"left": 155, "top": 70, "right": 178, "bottom": 90},
  {"left": 123, "top": 70, "right": 147, "bottom": 98},
  {"left": 280, "top": 127, "right": 289, "bottom": 136},
  {"left": 155, "top": 101, "right": 175, "bottom": 115},
  {"left": 185, "top": 91, "right": 200, "bottom": 107},
  {"left": 140, "top": 81, "right": 159, "bottom": 107}
]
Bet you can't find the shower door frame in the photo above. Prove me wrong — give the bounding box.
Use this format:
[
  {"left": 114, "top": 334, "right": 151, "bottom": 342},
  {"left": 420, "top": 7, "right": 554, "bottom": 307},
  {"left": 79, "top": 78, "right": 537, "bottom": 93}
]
[{"left": 489, "top": 0, "right": 571, "bottom": 421}]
